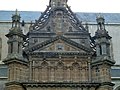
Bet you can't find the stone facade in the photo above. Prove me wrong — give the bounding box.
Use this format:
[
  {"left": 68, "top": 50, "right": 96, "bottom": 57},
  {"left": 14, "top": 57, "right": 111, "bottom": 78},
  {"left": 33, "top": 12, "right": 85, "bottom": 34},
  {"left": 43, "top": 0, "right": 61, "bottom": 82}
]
[
  {"left": 2, "top": 0, "right": 115, "bottom": 90},
  {"left": 1, "top": 22, "right": 120, "bottom": 65}
]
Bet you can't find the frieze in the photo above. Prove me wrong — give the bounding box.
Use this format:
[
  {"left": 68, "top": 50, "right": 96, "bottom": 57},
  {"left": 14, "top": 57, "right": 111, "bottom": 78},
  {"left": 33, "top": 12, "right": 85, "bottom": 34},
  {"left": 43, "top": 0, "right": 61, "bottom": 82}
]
[{"left": 22, "top": 82, "right": 100, "bottom": 87}]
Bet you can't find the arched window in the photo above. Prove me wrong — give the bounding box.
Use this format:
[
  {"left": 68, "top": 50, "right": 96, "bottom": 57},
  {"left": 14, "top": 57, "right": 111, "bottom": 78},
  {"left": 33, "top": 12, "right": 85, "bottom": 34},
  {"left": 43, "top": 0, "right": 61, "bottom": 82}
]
[
  {"left": 0, "top": 38, "right": 2, "bottom": 60},
  {"left": 56, "top": 61, "right": 64, "bottom": 81},
  {"left": 41, "top": 61, "right": 49, "bottom": 82},
  {"left": 99, "top": 45, "right": 102, "bottom": 55},
  {"left": 72, "top": 62, "right": 80, "bottom": 82}
]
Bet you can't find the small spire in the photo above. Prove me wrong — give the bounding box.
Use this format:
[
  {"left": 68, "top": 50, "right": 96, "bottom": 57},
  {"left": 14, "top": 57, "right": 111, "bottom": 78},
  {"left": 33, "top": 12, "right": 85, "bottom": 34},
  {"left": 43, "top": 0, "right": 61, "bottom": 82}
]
[
  {"left": 96, "top": 14, "right": 105, "bottom": 24},
  {"left": 12, "top": 9, "right": 20, "bottom": 17},
  {"left": 96, "top": 13, "right": 104, "bottom": 19},
  {"left": 29, "top": 21, "right": 33, "bottom": 31},
  {"left": 96, "top": 14, "right": 105, "bottom": 30},
  {"left": 95, "top": 15, "right": 111, "bottom": 39},
  {"left": 12, "top": 9, "right": 21, "bottom": 28},
  {"left": 15, "top": 9, "right": 18, "bottom": 15},
  {"left": 85, "top": 22, "right": 89, "bottom": 32}
]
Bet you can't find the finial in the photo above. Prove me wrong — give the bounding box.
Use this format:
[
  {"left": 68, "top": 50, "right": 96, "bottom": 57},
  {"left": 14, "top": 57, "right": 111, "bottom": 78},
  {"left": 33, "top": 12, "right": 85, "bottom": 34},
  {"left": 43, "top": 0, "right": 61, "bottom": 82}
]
[
  {"left": 12, "top": 9, "right": 20, "bottom": 19},
  {"left": 15, "top": 9, "right": 18, "bottom": 15},
  {"left": 29, "top": 21, "right": 33, "bottom": 31},
  {"left": 85, "top": 22, "right": 89, "bottom": 32},
  {"left": 96, "top": 13, "right": 104, "bottom": 20},
  {"left": 96, "top": 13, "right": 105, "bottom": 30},
  {"left": 11, "top": 9, "right": 21, "bottom": 28}
]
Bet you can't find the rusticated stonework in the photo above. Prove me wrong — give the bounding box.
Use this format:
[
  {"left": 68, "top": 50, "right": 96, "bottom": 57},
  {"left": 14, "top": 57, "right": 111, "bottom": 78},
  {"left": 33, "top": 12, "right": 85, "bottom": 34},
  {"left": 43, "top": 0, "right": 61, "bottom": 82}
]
[{"left": 4, "top": 0, "right": 115, "bottom": 90}]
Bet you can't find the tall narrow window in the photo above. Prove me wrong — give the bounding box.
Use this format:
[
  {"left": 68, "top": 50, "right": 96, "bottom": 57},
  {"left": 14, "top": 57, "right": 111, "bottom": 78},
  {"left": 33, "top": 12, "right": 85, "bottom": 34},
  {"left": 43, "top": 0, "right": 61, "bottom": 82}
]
[
  {"left": 99, "top": 45, "right": 102, "bottom": 55},
  {"left": 56, "top": 61, "right": 64, "bottom": 82},
  {"left": 11, "top": 43, "right": 13, "bottom": 53},
  {"left": 57, "top": 2, "right": 60, "bottom": 6},
  {"left": 96, "top": 67, "right": 100, "bottom": 81},
  {"left": 72, "top": 62, "right": 80, "bottom": 82},
  {"left": 41, "top": 61, "right": 48, "bottom": 82},
  {"left": 18, "top": 43, "right": 20, "bottom": 53}
]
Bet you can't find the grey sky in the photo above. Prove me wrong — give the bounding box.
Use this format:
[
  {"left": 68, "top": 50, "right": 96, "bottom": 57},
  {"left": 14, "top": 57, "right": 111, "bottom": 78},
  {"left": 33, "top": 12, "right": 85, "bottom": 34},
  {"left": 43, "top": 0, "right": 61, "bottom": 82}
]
[{"left": 0, "top": 0, "right": 120, "bottom": 13}]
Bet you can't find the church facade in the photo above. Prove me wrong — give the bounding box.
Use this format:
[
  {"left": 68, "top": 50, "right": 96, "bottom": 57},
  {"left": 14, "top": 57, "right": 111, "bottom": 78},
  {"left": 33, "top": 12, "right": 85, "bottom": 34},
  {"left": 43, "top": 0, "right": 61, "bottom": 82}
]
[{"left": 3, "top": 0, "right": 115, "bottom": 90}]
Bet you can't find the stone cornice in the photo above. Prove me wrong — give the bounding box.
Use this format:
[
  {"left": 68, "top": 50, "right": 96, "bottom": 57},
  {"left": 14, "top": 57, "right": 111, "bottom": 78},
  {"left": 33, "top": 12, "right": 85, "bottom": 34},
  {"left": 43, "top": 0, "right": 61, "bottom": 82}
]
[
  {"left": 64, "top": 32, "right": 90, "bottom": 36},
  {"left": 91, "top": 56, "right": 115, "bottom": 66},
  {"left": 6, "top": 27, "right": 26, "bottom": 39},
  {"left": 28, "top": 52, "right": 92, "bottom": 58},
  {"left": 3, "top": 54, "right": 28, "bottom": 65},
  {"left": 100, "top": 82, "right": 115, "bottom": 86},
  {"left": 22, "top": 82, "right": 100, "bottom": 88},
  {"left": 5, "top": 81, "right": 22, "bottom": 86},
  {"left": 5, "top": 81, "right": 27, "bottom": 90}
]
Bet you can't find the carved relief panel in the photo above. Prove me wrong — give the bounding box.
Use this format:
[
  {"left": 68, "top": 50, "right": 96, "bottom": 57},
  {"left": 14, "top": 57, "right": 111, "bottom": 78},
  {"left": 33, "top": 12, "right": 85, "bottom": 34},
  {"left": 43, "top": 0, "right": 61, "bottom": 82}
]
[{"left": 31, "top": 57, "right": 89, "bottom": 82}]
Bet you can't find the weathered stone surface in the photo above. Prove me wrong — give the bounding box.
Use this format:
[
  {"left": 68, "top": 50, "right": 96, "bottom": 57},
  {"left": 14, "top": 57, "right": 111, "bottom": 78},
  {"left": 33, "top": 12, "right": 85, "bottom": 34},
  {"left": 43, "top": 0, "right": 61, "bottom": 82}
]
[{"left": 1, "top": 0, "right": 116, "bottom": 90}]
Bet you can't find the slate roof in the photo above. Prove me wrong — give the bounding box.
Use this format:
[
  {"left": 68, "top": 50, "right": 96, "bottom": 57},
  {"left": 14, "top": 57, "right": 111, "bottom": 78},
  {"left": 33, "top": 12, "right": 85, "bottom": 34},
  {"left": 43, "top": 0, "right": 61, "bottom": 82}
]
[
  {"left": 0, "top": 11, "right": 40, "bottom": 21},
  {"left": 111, "top": 69, "right": 120, "bottom": 77},
  {"left": 0, "top": 11, "right": 120, "bottom": 23}
]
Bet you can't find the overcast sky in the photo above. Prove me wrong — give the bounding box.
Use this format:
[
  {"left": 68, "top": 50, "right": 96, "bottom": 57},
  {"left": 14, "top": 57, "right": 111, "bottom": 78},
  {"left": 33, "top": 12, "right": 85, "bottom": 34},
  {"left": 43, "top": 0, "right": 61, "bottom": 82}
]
[{"left": 0, "top": 0, "right": 120, "bottom": 13}]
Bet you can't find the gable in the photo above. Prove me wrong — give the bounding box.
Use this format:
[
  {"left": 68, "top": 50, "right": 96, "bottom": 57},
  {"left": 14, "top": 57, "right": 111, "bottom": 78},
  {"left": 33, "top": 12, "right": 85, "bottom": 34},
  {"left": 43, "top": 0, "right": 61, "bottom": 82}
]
[
  {"left": 33, "top": 39, "right": 87, "bottom": 53},
  {"left": 25, "top": 36, "right": 93, "bottom": 54}
]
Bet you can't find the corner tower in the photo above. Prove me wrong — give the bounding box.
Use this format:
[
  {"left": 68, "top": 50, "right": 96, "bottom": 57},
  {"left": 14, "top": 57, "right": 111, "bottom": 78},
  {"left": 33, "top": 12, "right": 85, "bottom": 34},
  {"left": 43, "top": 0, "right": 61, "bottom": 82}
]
[
  {"left": 92, "top": 15, "right": 115, "bottom": 90},
  {"left": 3, "top": 10, "right": 28, "bottom": 90}
]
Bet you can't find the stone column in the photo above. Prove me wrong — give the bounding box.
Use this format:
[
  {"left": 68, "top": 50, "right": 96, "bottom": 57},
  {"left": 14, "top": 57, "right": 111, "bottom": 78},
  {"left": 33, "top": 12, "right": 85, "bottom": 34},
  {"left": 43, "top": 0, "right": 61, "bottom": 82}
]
[
  {"left": 29, "top": 59, "right": 32, "bottom": 81},
  {"left": 88, "top": 62, "right": 91, "bottom": 82}
]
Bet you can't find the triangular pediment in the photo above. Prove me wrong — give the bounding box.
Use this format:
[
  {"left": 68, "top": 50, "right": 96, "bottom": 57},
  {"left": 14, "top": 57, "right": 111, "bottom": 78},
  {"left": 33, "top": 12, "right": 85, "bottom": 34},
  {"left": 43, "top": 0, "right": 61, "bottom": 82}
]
[
  {"left": 25, "top": 36, "right": 93, "bottom": 54},
  {"left": 33, "top": 39, "right": 86, "bottom": 53}
]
